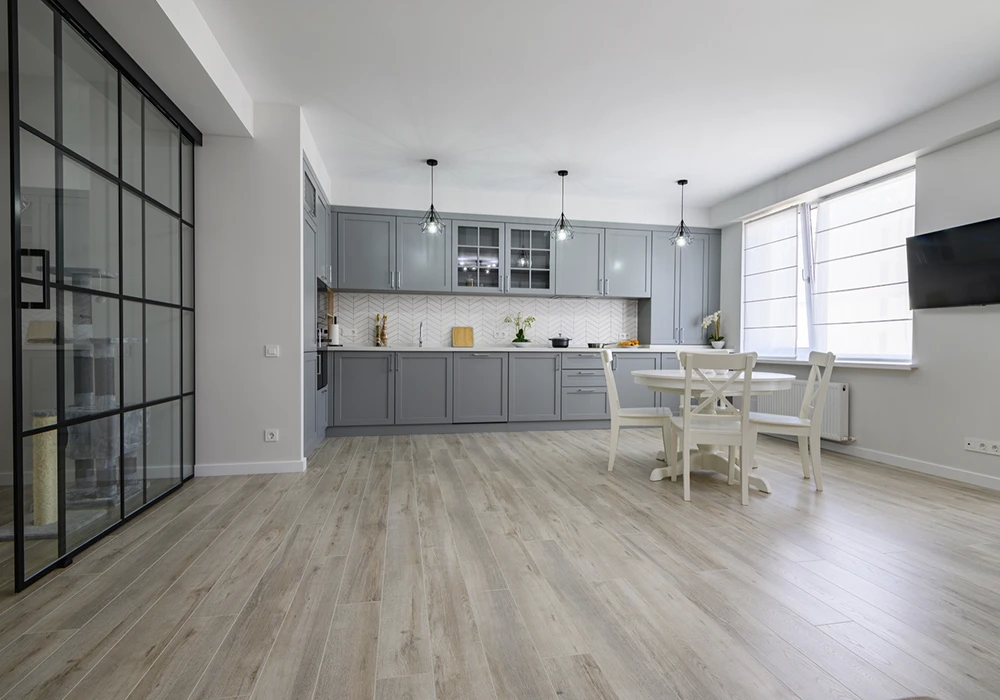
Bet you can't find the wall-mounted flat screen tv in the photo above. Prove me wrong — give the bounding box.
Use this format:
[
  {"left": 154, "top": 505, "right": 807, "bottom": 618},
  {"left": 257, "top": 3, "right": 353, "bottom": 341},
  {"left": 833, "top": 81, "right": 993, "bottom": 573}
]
[{"left": 906, "top": 217, "right": 1000, "bottom": 310}]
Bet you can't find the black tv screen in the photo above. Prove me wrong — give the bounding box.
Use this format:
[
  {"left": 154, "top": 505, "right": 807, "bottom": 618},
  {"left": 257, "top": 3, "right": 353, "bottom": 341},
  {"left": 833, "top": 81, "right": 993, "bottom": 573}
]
[{"left": 906, "top": 217, "right": 1000, "bottom": 310}]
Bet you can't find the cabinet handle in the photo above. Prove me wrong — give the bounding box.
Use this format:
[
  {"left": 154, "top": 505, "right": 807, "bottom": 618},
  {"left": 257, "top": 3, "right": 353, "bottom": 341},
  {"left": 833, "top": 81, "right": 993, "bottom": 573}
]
[
  {"left": 575, "top": 353, "right": 597, "bottom": 357},
  {"left": 604, "top": 279, "right": 609, "bottom": 295},
  {"left": 471, "top": 353, "right": 490, "bottom": 357},
  {"left": 680, "top": 328, "right": 684, "bottom": 343},
  {"left": 556, "top": 356, "right": 561, "bottom": 370},
  {"left": 396, "top": 271, "right": 401, "bottom": 288},
  {"left": 598, "top": 277, "right": 603, "bottom": 294},
  {"left": 573, "top": 389, "right": 599, "bottom": 394},
  {"left": 389, "top": 271, "right": 394, "bottom": 289},
  {"left": 576, "top": 371, "right": 599, "bottom": 375},
  {"left": 505, "top": 274, "right": 509, "bottom": 292},
  {"left": 612, "top": 356, "right": 618, "bottom": 371}
]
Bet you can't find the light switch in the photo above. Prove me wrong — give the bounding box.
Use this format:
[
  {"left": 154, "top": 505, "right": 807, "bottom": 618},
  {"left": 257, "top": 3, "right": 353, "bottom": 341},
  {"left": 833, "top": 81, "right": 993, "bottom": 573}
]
[{"left": 265, "top": 345, "right": 280, "bottom": 358}]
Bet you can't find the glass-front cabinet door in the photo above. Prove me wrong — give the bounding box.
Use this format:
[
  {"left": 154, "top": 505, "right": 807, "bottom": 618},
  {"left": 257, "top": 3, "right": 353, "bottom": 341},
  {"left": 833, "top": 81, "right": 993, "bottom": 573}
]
[
  {"left": 453, "top": 220, "right": 505, "bottom": 294},
  {"left": 506, "top": 223, "right": 555, "bottom": 296}
]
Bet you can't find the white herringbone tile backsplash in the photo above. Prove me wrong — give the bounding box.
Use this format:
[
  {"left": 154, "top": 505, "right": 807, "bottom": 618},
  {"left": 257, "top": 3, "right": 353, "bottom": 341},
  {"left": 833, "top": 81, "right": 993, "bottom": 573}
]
[{"left": 332, "top": 293, "right": 638, "bottom": 347}]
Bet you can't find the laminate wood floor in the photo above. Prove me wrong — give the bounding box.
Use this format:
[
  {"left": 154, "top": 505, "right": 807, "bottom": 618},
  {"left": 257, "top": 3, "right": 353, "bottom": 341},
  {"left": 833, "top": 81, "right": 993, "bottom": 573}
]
[{"left": 1, "top": 430, "right": 999, "bottom": 700}]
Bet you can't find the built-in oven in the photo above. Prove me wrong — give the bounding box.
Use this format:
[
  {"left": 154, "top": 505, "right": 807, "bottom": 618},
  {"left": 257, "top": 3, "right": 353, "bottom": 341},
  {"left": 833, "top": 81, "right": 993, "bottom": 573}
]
[{"left": 317, "top": 351, "right": 328, "bottom": 391}]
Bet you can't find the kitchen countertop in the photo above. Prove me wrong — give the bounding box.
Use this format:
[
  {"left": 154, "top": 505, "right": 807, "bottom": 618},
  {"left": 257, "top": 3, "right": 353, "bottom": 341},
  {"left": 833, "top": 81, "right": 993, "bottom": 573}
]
[{"left": 321, "top": 344, "right": 710, "bottom": 353}]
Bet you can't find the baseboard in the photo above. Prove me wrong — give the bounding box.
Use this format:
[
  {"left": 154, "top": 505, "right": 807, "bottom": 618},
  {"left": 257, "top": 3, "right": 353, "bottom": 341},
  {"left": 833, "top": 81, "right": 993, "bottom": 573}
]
[
  {"left": 195, "top": 458, "right": 307, "bottom": 477},
  {"left": 820, "top": 442, "right": 1000, "bottom": 491}
]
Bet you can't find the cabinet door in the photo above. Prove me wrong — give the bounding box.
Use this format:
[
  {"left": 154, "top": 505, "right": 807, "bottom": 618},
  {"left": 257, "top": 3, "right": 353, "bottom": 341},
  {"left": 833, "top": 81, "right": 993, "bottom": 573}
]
[
  {"left": 316, "top": 386, "right": 328, "bottom": 442},
  {"left": 328, "top": 205, "right": 338, "bottom": 289},
  {"left": 395, "top": 353, "right": 453, "bottom": 425},
  {"left": 453, "top": 221, "right": 505, "bottom": 294},
  {"left": 334, "top": 352, "right": 395, "bottom": 426},
  {"left": 506, "top": 224, "right": 554, "bottom": 296},
  {"left": 315, "top": 201, "right": 329, "bottom": 285},
  {"left": 509, "top": 353, "right": 561, "bottom": 421},
  {"left": 562, "top": 388, "right": 610, "bottom": 420},
  {"left": 396, "top": 216, "right": 451, "bottom": 292},
  {"left": 659, "top": 353, "right": 681, "bottom": 414},
  {"left": 304, "top": 353, "right": 318, "bottom": 451},
  {"left": 554, "top": 227, "right": 604, "bottom": 297},
  {"left": 454, "top": 353, "right": 508, "bottom": 423},
  {"left": 675, "top": 233, "right": 710, "bottom": 344},
  {"left": 638, "top": 232, "right": 676, "bottom": 344},
  {"left": 303, "top": 217, "right": 317, "bottom": 350},
  {"left": 303, "top": 167, "right": 318, "bottom": 228},
  {"left": 337, "top": 213, "right": 396, "bottom": 291},
  {"left": 611, "top": 353, "right": 659, "bottom": 409},
  {"left": 605, "top": 229, "right": 652, "bottom": 298}
]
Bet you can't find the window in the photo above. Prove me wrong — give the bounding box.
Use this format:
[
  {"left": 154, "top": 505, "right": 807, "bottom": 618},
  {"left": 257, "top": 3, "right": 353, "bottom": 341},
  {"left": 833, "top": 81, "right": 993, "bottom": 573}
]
[{"left": 742, "top": 170, "right": 915, "bottom": 362}]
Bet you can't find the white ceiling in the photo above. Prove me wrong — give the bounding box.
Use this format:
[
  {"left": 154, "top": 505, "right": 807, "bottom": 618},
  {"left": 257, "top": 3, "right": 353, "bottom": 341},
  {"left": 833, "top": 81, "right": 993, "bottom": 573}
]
[{"left": 191, "top": 0, "right": 1000, "bottom": 208}]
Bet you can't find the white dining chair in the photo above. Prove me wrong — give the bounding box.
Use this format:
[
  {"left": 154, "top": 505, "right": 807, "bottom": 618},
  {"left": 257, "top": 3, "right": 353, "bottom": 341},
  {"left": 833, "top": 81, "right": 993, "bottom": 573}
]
[
  {"left": 750, "top": 351, "right": 836, "bottom": 491},
  {"left": 672, "top": 352, "right": 758, "bottom": 505},
  {"left": 601, "top": 350, "right": 675, "bottom": 473}
]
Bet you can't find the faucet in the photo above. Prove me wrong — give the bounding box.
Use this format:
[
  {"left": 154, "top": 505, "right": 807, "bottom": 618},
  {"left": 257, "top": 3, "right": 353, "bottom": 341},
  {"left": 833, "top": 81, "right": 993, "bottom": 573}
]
[{"left": 418, "top": 321, "right": 424, "bottom": 348}]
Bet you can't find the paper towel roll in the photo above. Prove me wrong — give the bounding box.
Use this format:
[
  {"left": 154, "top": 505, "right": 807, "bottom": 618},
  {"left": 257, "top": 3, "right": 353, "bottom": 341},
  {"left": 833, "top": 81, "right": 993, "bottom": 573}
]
[{"left": 330, "top": 317, "right": 341, "bottom": 346}]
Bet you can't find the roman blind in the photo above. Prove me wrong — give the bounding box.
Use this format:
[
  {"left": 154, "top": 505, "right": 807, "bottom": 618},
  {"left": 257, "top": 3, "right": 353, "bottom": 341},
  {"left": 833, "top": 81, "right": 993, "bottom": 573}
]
[{"left": 742, "top": 207, "right": 799, "bottom": 358}]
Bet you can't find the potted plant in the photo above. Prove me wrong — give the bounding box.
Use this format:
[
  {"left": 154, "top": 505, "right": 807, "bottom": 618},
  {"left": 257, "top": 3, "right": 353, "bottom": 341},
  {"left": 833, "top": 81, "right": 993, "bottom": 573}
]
[
  {"left": 504, "top": 311, "right": 536, "bottom": 347},
  {"left": 702, "top": 310, "right": 725, "bottom": 348}
]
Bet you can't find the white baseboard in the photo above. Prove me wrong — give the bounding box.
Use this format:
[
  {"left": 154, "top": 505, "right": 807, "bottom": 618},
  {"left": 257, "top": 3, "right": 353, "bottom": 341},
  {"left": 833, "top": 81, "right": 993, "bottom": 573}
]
[
  {"left": 194, "top": 458, "right": 307, "bottom": 477},
  {"left": 821, "top": 442, "right": 1000, "bottom": 491}
]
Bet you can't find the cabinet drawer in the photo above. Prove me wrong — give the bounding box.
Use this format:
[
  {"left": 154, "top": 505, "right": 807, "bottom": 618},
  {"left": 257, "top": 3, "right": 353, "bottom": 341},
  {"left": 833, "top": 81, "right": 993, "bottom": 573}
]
[
  {"left": 561, "top": 370, "right": 606, "bottom": 387},
  {"left": 561, "top": 387, "right": 610, "bottom": 420},
  {"left": 561, "top": 352, "right": 604, "bottom": 370}
]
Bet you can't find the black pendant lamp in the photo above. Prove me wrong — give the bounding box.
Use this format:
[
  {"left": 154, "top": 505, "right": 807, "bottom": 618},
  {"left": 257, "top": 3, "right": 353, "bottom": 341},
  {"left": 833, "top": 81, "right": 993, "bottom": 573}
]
[
  {"left": 670, "top": 179, "right": 692, "bottom": 248},
  {"left": 552, "top": 170, "right": 575, "bottom": 241},
  {"left": 419, "top": 159, "right": 445, "bottom": 235}
]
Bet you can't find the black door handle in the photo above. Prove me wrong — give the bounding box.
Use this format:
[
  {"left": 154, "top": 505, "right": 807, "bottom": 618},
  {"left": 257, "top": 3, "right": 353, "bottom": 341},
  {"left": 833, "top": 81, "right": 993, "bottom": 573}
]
[{"left": 20, "top": 249, "right": 50, "bottom": 309}]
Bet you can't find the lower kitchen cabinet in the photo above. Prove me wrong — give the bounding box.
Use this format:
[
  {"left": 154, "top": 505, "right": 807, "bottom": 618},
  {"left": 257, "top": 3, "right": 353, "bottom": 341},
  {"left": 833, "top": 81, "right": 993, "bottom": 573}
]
[
  {"left": 333, "top": 352, "right": 395, "bottom": 426},
  {"left": 304, "top": 352, "right": 318, "bottom": 451},
  {"left": 454, "top": 352, "right": 508, "bottom": 423},
  {"left": 316, "top": 385, "right": 328, "bottom": 441},
  {"left": 395, "top": 352, "right": 453, "bottom": 425},
  {"left": 659, "top": 352, "right": 681, "bottom": 414},
  {"left": 562, "top": 387, "right": 610, "bottom": 420},
  {"left": 509, "top": 353, "right": 561, "bottom": 421},
  {"left": 612, "top": 353, "right": 659, "bottom": 409}
]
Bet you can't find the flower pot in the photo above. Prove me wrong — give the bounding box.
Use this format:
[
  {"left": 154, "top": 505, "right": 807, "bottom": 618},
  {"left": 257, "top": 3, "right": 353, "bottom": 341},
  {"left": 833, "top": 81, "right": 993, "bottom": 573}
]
[
  {"left": 511, "top": 340, "right": 531, "bottom": 348},
  {"left": 711, "top": 340, "right": 726, "bottom": 349}
]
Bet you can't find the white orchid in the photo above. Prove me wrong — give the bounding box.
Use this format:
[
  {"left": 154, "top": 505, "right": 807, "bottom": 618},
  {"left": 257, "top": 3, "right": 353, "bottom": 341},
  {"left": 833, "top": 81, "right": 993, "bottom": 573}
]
[{"left": 702, "top": 311, "right": 723, "bottom": 341}]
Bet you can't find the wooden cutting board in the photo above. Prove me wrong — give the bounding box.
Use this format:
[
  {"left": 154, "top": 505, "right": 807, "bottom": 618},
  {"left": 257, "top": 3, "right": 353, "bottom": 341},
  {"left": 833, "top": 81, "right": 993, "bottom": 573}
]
[{"left": 452, "top": 327, "right": 474, "bottom": 347}]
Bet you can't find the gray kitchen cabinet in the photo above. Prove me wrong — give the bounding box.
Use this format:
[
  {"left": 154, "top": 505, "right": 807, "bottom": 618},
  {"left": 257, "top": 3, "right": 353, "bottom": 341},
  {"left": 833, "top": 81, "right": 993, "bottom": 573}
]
[
  {"left": 316, "top": 385, "right": 329, "bottom": 441},
  {"left": 316, "top": 199, "right": 332, "bottom": 287},
  {"left": 554, "top": 227, "right": 604, "bottom": 297},
  {"left": 509, "top": 353, "right": 561, "bottom": 421},
  {"left": 659, "top": 352, "right": 681, "bottom": 414},
  {"left": 303, "top": 164, "right": 318, "bottom": 229},
  {"left": 333, "top": 352, "right": 395, "bottom": 426},
  {"left": 395, "top": 352, "right": 453, "bottom": 425},
  {"left": 396, "top": 216, "right": 452, "bottom": 292},
  {"left": 506, "top": 223, "right": 555, "bottom": 296},
  {"left": 453, "top": 220, "right": 506, "bottom": 294},
  {"left": 638, "top": 232, "right": 677, "bottom": 344},
  {"left": 611, "top": 353, "right": 659, "bottom": 409},
  {"left": 604, "top": 229, "right": 652, "bottom": 298},
  {"left": 303, "top": 216, "right": 317, "bottom": 351},
  {"left": 675, "top": 233, "right": 721, "bottom": 344},
  {"left": 454, "top": 352, "right": 508, "bottom": 423},
  {"left": 337, "top": 213, "right": 396, "bottom": 291},
  {"left": 304, "top": 353, "right": 318, "bottom": 452},
  {"left": 562, "top": 387, "right": 610, "bottom": 420}
]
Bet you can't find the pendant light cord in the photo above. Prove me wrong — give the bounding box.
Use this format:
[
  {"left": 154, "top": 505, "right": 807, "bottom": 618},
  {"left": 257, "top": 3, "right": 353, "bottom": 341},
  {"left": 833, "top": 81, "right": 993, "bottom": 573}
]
[
  {"left": 561, "top": 174, "right": 565, "bottom": 214},
  {"left": 430, "top": 165, "right": 435, "bottom": 206},
  {"left": 680, "top": 182, "right": 684, "bottom": 220}
]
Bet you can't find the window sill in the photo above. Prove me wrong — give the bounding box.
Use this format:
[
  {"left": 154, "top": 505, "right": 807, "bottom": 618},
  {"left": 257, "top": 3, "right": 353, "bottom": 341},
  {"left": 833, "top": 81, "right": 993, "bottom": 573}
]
[{"left": 754, "top": 357, "right": 917, "bottom": 371}]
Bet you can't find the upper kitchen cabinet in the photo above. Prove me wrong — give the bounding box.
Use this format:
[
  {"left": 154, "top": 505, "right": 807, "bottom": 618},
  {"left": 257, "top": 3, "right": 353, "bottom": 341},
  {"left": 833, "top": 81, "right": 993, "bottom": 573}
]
[
  {"left": 396, "top": 216, "right": 451, "bottom": 292},
  {"left": 555, "top": 227, "right": 604, "bottom": 297},
  {"left": 453, "top": 220, "right": 505, "bottom": 294},
  {"left": 303, "top": 215, "right": 317, "bottom": 351},
  {"left": 305, "top": 159, "right": 333, "bottom": 287},
  {"left": 337, "top": 213, "right": 396, "bottom": 291},
  {"left": 604, "top": 229, "right": 652, "bottom": 298},
  {"left": 675, "top": 233, "right": 721, "bottom": 344},
  {"left": 638, "top": 232, "right": 677, "bottom": 344},
  {"left": 506, "top": 223, "right": 555, "bottom": 296}
]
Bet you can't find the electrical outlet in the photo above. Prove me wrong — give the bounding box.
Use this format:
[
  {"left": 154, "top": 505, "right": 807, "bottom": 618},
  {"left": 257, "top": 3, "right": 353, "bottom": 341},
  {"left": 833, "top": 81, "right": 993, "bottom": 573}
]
[
  {"left": 264, "top": 429, "right": 279, "bottom": 443},
  {"left": 965, "top": 437, "right": 1000, "bottom": 456},
  {"left": 346, "top": 328, "right": 357, "bottom": 339},
  {"left": 618, "top": 332, "right": 629, "bottom": 340}
]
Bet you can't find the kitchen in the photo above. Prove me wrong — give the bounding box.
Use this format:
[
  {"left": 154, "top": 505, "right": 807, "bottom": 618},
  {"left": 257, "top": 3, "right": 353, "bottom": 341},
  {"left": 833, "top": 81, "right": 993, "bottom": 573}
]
[{"left": 303, "top": 159, "right": 722, "bottom": 453}]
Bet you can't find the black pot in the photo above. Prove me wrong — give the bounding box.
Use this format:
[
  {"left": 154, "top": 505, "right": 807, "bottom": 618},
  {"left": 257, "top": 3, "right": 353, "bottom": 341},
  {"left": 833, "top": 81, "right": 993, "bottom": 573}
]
[{"left": 549, "top": 335, "right": 571, "bottom": 348}]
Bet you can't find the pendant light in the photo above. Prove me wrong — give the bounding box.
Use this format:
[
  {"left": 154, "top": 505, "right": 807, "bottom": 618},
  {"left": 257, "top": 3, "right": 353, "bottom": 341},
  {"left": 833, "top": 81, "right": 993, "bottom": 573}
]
[
  {"left": 670, "top": 179, "right": 692, "bottom": 248},
  {"left": 552, "top": 169, "right": 575, "bottom": 241},
  {"left": 419, "top": 159, "right": 444, "bottom": 235}
]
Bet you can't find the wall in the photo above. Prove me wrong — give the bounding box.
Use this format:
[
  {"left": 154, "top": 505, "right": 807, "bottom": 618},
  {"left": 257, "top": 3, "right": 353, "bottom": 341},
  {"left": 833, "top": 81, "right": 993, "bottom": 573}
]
[
  {"left": 760, "top": 128, "right": 1000, "bottom": 488},
  {"left": 333, "top": 292, "right": 638, "bottom": 348},
  {"left": 195, "top": 103, "right": 305, "bottom": 475},
  {"left": 719, "top": 222, "right": 743, "bottom": 350}
]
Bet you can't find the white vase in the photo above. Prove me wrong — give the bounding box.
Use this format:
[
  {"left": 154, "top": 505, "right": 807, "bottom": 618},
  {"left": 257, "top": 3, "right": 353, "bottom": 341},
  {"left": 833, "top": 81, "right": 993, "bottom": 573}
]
[{"left": 711, "top": 340, "right": 726, "bottom": 349}]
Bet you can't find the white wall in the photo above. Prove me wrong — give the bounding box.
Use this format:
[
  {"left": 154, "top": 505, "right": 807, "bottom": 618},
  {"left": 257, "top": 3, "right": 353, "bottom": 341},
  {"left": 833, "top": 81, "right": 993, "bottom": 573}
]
[
  {"left": 759, "top": 128, "right": 1000, "bottom": 488},
  {"left": 719, "top": 222, "right": 743, "bottom": 349},
  {"left": 195, "top": 103, "right": 305, "bottom": 475}
]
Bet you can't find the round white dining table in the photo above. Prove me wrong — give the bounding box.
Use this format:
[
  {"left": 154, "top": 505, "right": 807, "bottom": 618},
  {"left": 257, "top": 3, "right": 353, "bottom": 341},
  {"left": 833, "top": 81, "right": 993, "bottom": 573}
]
[{"left": 631, "top": 369, "right": 796, "bottom": 494}]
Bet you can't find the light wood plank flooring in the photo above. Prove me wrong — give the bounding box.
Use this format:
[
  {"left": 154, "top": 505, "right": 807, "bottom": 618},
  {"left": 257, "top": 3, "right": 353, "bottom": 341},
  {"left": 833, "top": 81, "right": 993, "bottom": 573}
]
[{"left": 1, "top": 430, "right": 999, "bottom": 699}]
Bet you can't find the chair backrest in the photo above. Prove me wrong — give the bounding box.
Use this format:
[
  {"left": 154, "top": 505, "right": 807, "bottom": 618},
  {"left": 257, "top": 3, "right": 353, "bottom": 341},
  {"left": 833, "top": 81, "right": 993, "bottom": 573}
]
[
  {"left": 799, "top": 351, "right": 836, "bottom": 422},
  {"left": 678, "top": 352, "right": 756, "bottom": 434},
  {"left": 601, "top": 350, "right": 621, "bottom": 417}
]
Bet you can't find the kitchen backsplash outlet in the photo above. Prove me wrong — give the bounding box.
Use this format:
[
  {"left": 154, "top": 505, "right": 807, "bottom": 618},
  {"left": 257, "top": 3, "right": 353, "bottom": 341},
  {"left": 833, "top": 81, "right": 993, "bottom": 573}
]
[{"left": 333, "top": 293, "right": 638, "bottom": 348}]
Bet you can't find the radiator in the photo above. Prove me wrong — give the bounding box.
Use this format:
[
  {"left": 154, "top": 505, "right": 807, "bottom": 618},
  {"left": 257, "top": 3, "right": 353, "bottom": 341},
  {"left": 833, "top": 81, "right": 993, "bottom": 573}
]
[{"left": 753, "top": 380, "right": 850, "bottom": 442}]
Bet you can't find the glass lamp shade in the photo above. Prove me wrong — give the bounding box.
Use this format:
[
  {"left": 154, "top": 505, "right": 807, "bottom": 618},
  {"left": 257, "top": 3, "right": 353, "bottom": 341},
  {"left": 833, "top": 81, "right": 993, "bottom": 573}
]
[
  {"left": 419, "top": 205, "right": 444, "bottom": 234},
  {"left": 553, "top": 214, "right": 574, "bottom": 241}
]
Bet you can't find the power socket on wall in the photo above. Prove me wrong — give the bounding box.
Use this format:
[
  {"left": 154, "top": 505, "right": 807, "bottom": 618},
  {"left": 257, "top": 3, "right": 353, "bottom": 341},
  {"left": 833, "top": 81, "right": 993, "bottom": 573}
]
[
  {"left": 965, "top": 437, "right": 1000, "bottom": 457},
  {"left": 264, "top": 429, "right": 279, "bottom": 443}
]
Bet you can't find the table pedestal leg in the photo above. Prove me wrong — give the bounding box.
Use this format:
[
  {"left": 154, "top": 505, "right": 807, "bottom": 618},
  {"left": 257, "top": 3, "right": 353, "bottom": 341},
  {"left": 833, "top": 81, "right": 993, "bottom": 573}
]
[{"left": 650, "top": 449, "right": 771, "bottom": 494}]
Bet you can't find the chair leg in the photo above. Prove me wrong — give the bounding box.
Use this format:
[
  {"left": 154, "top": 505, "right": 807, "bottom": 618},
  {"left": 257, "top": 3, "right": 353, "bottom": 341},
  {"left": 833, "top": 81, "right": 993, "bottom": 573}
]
[
  {"left": 728, "top": 446, "right": 737, "bottom": 485},
  {"left": 810, "top": 430, "right": 824, "bottom": 491},
  {"left": 797, "top": 436, "right": 812, "bottom": 479},
  {"left": 682, "top": 439, "right": 691, "bottom": 502},
  {"left": 741, "top": 431, "right": 756, "bottom": 506},
  {"left": 607, "top": 421, "right": 620, "bottom": 472},
  {"left": 660, "top": 423, "right": 674, "bottom": 480}
]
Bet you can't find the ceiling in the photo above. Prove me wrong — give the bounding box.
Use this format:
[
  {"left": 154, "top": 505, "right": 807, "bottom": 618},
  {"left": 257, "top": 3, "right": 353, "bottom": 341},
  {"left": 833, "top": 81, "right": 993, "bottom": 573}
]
[{"left": 191, "top": 0, "right": 1000, "bottom": 207}]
